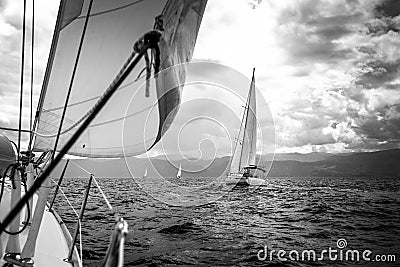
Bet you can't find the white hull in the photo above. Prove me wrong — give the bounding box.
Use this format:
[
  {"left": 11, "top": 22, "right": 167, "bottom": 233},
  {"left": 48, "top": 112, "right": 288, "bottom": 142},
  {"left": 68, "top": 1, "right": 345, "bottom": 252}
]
[
  {"left": 177, "top": 164, "right": 182, "bottom": 179},
  {"left": 0, "top": 184, "right": 81, "bottom": 267},
  {"left": 225, "top": 174, "right": 265, "bottom": 186}
]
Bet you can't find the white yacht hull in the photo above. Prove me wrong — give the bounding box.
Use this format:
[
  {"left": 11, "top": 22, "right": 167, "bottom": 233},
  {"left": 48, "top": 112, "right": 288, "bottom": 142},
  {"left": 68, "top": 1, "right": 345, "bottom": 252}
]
[
  {"left": 225, "top": 174, "right": 265, "bottom": 186},
  {"left": 0, "top": 184, "right": 81, "bottom": 267}
]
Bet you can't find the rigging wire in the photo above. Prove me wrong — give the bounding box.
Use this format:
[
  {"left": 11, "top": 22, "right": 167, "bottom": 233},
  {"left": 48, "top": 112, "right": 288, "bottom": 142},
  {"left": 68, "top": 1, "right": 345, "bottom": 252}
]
[
  {"left": 0, "top": 126, "right": 31, "bottom": 133},
  {"left": 50, "top": 179, "right": 79, "bottom": 217},
  {"left": 52, "top": 0, "right": 94, "bottom": 161},
  {"left": 17, "top": 0, "right": 27, "bottom": 160},
  {"left": 69, "top": 161, "right": 115, "bottom": 215},
  {"left": 50, "top": 178, "right": 83, "bottom": 259},
  {"left": 29, "top": 0, "right": 35, "bottom": 146}
]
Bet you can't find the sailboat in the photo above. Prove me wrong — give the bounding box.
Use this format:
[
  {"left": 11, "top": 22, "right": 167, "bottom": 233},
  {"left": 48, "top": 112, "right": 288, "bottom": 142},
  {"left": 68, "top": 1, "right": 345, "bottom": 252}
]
[
  {"left": 225, "top": 68, "right": 266, "bottom": 186},
  {"left": 176, "top": 163, "right": 182, "bottom": 179},
  {"left": 0, "top": 0, "right": 207, "bottom": 266},
  {"left": 143, "top": 167, "right": 148, "bottom": 179}
]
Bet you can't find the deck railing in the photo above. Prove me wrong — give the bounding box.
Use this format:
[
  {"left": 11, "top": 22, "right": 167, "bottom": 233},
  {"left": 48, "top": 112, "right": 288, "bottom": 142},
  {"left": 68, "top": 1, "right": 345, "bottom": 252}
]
[{"left": 50, "top": 160, "right": 127, "bottom": 266}]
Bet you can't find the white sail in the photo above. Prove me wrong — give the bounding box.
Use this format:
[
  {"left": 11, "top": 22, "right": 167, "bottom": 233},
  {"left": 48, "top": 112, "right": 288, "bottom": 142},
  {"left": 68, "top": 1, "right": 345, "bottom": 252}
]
[
  {"left": 32, "top": 0, "right": 207, "bottom": 158},
  {"left": 229, "top": 69, "right": 257, "bottom": 174},
  {"left": 241, "top": 70, "right": 257, "bottom": 167},
  {"left": 143, "top": 167, "right": 147, "bottom": 178},
  {"left": 176, "top": 163, "right": 181, "bottom": 179}
]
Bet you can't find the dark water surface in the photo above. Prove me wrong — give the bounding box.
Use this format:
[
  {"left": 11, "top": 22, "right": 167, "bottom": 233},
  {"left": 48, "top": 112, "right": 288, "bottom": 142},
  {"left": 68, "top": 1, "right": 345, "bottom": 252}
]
[{"left": 49, "top": 177, "right": 400, "bottom": 266}]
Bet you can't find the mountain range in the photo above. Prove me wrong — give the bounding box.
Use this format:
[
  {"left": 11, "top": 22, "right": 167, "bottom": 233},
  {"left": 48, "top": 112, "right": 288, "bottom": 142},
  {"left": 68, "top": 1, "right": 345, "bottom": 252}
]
[{"left": 52, "top": 149, "right": 400, "bottom": 178}]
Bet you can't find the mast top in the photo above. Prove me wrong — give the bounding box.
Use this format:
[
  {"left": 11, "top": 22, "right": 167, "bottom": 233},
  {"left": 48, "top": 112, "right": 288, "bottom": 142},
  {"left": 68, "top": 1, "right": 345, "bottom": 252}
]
[{"left": 252, "top": 68, "right": 255, "bottom": 79}]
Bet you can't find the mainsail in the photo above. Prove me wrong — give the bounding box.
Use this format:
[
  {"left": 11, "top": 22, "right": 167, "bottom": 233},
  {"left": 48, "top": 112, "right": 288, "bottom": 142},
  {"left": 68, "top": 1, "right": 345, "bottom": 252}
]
[
  {"left": 229, "top": 69, "right": 257, "bottom": 174},
  {"left": 33, "top": 0, "right": 207, "bottom": 158}
]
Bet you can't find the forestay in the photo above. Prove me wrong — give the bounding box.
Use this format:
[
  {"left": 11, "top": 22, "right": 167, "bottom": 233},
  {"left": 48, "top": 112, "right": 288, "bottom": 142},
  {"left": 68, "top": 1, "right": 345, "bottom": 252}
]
[{"left": 33, "top": 0, "right": 207, "bottom": 158}]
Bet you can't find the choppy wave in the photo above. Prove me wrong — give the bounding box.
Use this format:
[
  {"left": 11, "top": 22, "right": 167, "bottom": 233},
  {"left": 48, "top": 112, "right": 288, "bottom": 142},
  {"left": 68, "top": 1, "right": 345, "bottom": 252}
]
[{"left": 49, "top": 176, "right": 400, "bottom": 266}]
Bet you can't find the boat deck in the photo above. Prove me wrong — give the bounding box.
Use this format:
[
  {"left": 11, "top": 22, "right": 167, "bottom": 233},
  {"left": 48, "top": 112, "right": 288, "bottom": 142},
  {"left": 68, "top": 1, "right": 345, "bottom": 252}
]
[{"left": 0, "top": 185, "right": 80, "bottom": 267}]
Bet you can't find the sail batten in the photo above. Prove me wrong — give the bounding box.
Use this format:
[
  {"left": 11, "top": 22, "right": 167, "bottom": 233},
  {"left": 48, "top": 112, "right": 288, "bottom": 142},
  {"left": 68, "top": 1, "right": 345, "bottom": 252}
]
[{"left": 33, "top": 0, "right": 207, "bottom": 158}]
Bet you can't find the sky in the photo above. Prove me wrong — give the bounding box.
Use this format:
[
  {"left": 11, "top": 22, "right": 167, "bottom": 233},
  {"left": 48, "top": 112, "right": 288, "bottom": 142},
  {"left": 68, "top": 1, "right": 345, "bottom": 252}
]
[{"left": 0, "top": 0, "right": 400, "bottom": 156}]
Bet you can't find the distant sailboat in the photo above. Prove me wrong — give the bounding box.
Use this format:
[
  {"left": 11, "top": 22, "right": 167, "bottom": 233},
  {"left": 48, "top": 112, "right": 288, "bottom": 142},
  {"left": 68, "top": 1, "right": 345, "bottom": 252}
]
[
  {"left": 177, "top": 163, "right": 182, "bottom": 179},
  {"left": 143, "top": 167, "right": 148, "bottom": 179},
  {"left": 226, "top": 68, "right": 266, "bottom": 186}
]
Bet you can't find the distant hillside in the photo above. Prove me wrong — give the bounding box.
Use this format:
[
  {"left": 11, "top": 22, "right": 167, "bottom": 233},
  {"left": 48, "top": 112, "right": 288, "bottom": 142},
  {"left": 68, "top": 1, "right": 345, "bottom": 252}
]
[
  {"left": 266, "top": 149, "right": 400, "bottom": 177},
  {"left": 51, "top": 149, "right": 400, "bottom": 178},
  {"left": 152, "top": 152, "right": 340, "bottom": 163}
]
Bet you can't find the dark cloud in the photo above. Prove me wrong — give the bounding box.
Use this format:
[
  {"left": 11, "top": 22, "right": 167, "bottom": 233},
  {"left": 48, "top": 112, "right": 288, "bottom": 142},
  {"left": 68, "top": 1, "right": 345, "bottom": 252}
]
[
  {"left": 375, "top": 0, "right": 400, "bottom": 18},
  {"left": 365, "top": 0, "right": 400, "bottom": 36},
  {"left": 366, "top": 17, "right": 400, "bottom": 36},
  {"left": 280, "top": 35, "right": 353, "bottom": 65},
  {"left": 313, "top": 24, "right": 353, "bottom": 40},
  {"left": 345, "top": 100, "right": 400, "bottom": 151},
  {"left": 276, "top": 1, "right": 360, "bottom": 64},
  {"left": 355, "top": 117, "right": 399, "bottom": 140},
  {"left": 355, "top": 59, "right": 400, "bottom": 89},
  {"left": 308, "top": 13, "right": 363, "bottom": 29},
  {"left": 357, "top": 45, "right": 377, "bottom": 55}
]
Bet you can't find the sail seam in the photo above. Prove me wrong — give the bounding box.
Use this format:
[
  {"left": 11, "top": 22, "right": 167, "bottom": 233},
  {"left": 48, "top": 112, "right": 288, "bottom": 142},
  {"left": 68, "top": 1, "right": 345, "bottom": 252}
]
[{"left": 76, "top": 0, "right": 146, "bottom": 19}]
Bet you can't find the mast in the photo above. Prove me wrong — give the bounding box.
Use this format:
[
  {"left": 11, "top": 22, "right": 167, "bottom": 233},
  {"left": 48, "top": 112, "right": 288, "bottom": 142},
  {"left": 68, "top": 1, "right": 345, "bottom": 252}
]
[
  {"left": 238, "top": 68, "right": 255, "bottom": 170},
  {"left": 248, "top": 68, "right": 257, "bottom": 166},
  {"left": 28, "top": 0, "right": 67, "bottom": 152}
]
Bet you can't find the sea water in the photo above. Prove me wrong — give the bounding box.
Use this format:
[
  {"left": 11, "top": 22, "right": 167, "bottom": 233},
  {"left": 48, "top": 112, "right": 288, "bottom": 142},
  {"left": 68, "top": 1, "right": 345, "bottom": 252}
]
[{"left": 50, "top": 176, "right": 400, "bottom": 266}]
